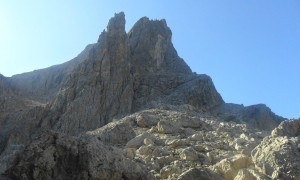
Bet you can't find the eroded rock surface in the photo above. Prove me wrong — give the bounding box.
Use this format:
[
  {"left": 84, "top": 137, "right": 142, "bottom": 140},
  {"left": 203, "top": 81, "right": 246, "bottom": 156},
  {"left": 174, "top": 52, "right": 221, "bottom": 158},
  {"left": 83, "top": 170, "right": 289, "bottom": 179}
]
[
  {"left": 5, "top": 131, "right": 155, "bottom": 180},
  {"left": 212, "top": 103, "right": 285, "bottom": 131},
  {"left": 0, "top": 12, "right": 294, "bottom": 180},
  {"left": 252, "top": 119, "right": 300, "bottom": 179}
]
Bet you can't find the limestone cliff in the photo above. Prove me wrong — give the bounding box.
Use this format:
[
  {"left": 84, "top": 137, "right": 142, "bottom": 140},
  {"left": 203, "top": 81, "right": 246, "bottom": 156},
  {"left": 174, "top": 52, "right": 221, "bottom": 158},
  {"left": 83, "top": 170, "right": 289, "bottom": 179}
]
[{"left": 0, "top": 12, "right": 292, "bottom": 180}]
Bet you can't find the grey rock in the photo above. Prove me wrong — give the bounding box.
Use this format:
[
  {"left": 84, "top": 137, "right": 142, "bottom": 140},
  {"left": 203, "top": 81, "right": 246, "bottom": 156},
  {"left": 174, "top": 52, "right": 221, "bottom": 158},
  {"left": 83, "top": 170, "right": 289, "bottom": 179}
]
[
  {"left": 252, "top": 134, "right": 300, "bottom": 179},
  {"left": 178, "top": 168, "right": 222, "bottom": 180},
  {"left": 0, "top": 12, "right": 292, "bottom": 180},
  {"left": 5, "top": 131, "right": 155, "bottom": 180},
  {"left": 126, "top": 132, "right": 156, "bottom": 148},
  {"left": 86, "top": 118, "right": 136, "bottom": 146},
  {"left": 179, "top": 147, "right": 199, "bottom": 161},
  {"left": 45, "top": 12, "right": 223, "bottom": 136},
  {"left": 128, "top": 17, "right": 191, "bottom": 75},
  {"left": 1, "top": 12, "right": 224, "bottom": 139},
  {"left": 271, "top": 118, "right": 300, "bottom": 137},
  {"left": 212, "top": 103, "right": 285, "bottom": 130},
  {"left": 47, "top": 12, "right": 132, "bottom": 135},
  {"left": 157, "top": 120, "right": 180, "bottom": 134},
  {"left": 136, "top": 113, "right": 160, "bottom": 128}
]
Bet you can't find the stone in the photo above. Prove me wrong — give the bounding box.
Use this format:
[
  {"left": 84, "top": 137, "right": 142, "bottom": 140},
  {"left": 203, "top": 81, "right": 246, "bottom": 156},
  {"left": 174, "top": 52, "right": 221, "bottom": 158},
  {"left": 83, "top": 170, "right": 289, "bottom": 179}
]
[
  {"left": 193, "top": 145, "right": 206, "bottom": 152},
  {"left": 124, "top": 148, "right": 136, "bottom": 160},
  {"left": 271, "top": 118, "right": 300, "bottom": 137},
  {"left": 136, "top": 113, "right": 159, "bottom": 128},
  {"left": 152, "top": 146, "right": 169, "bottom": 157},
  {"left": 136, "top": 145, "right": 155, "bottom": 156},
  {"left": 126, "top": 132, "right": 155, "bottom": 148},
  {"left": 144, "top": 138, "right": 154, "bottom": 146},
  {"left": 178, "top": 168, "right": 222, "bottom": 180},
  {"left": 212, "top": 154, "right": 253, "bottom": 180},
  {"left": 160, "top": 165, "right": 179, "bottom": 179},
  {"left": 179, "top": 147, "right": 199, "bottom": 161},
  {"left": 165, "top": 139, "right": 185, "bottom": 148},
  {"left": 157, "top": 120, "right": 180, "bottom": 134},
  {"left": 207, "top": 152, "right": 214, "bottom": 162},
  {"left": 156, "top": 155, "right": 176, "bottom": 166},
  {"left": 86, "top": 118, "right": 135, "bottom": 146},
  {"left": 252, "top": 135, "right": 300, "bottom": 179},
  {"left": 189, "top": 133, "right": 204, "bottom": 141},
  {"left": 177, "top": 116, "right": 203, "bottom": 128},
  {"left": 234, "top": 169, "right": 256, "bottom": 180}
]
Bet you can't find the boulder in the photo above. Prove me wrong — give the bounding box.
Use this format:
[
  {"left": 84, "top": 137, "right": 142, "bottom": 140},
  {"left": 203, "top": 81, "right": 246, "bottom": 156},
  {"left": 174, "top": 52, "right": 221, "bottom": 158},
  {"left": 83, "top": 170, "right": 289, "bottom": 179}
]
[
  {"left": 179, "top": 147, "right": 199, "bottom": 161},
  {"left": 160, "top": 165, "right": 179, "bottom": 179},
  {"left": 86, "top": 118, "right": 135, "bottom": 146},
  {"left": 212, "top": 154, "right": 253, "bottom": 180},
  {"left": 271, "top": 118, "right": 300, "bottom": 137},
  {"left": 136, "top": 145, "right": 155, "bottom": 156},
  {"left": 126, "top": 132, "right": 156, "bottom": 148},
  {"left": 233, "top": 169, "right": 256, "bottom": 180},
  {"left": 166, "top": 139, "right": 185, "bottom": 149},
  {"left": 252, "top": 135, "right": 300, "bottom": 179},
  {"left": 136, "top": 113, "right": 159, "bottom": 128},
  {"left": 157, "top": 120, "right": 180, "bottom": 134},
  {"left": 178, "top": 168, "right": 222, "bottom": 180}
]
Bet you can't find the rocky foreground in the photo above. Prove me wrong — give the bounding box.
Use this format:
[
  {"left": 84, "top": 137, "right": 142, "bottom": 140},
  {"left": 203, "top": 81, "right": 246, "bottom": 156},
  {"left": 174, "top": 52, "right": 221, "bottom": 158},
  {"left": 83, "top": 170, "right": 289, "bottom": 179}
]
[
  {"left": 5, "top": 109, "right": 300, "bottom": 180},
  {"left": 0, "top": 12, "right": 299, "bottom": 179}
]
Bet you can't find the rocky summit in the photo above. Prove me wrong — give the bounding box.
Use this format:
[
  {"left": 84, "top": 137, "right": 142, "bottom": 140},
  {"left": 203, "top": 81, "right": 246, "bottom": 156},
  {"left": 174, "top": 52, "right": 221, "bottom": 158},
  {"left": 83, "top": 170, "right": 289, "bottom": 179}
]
[{"left": 0, "top": 12, "right": 298, "bottom": 180}]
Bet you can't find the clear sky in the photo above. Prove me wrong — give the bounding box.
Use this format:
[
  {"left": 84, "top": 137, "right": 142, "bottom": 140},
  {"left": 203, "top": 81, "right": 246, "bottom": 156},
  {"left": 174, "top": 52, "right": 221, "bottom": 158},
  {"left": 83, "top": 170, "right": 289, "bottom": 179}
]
[{"left": 0, "top": 1, "right": 299, "bottom": 119}]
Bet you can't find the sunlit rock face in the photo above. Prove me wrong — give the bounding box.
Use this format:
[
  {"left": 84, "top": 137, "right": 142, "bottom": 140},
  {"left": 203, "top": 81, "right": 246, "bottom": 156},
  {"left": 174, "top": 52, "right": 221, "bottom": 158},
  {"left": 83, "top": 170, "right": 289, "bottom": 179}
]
[{"left": 0, "top": 12, "right": 290, "bottom": 179}]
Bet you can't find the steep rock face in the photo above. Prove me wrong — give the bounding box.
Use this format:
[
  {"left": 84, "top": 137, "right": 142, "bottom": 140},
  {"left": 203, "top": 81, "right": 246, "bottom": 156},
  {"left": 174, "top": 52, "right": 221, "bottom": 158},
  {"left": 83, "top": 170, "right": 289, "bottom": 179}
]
[
  {"left": 128, "top": 17, "right": 191, "bottom": 75},
  {"left": 45, "top": 12, "right": 223, "bottom": 135},
  {"left": 0, "top": 12, "right": 292, "bottom": 179},
  {"left": 48, "top": 12, "right": 134, "bottom": 134},
  {"left": 0, "top": 13, "right": 224, "bottom": 171}
]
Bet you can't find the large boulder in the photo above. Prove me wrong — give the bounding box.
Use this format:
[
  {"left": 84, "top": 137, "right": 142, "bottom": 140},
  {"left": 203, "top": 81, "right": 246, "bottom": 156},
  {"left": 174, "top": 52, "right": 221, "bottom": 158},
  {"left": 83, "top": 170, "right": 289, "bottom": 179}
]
[
  {"left": 86, "top": 118, "right": 136, "bottom": 146},
  {"left": 212, "top": 154, "right": 253, "bottom": 180},
  {"left": 271, "top": 118, "right": 300, "bottom": 137},
  {"left": 252, "top": 119, "right": 300, "bottom": 179},
  {"left": 178, "top": 168, "right": 222, "bottom": 180}
]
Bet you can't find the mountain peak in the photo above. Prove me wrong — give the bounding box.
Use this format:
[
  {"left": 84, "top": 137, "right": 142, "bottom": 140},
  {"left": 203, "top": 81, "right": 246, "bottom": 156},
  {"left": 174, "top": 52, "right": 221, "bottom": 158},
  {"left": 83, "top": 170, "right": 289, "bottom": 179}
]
[
  {"left": 129, "top": 16, "right": 170, "bottom": 37},
  {"left": 107, "top": 12, "right": 126, "bottom": 35},
  {"left": 128, "top": 15, "right": 191, "bottom": 74},
  {"left": 0, "top": 13, "right": 292, "bottom": 179}
]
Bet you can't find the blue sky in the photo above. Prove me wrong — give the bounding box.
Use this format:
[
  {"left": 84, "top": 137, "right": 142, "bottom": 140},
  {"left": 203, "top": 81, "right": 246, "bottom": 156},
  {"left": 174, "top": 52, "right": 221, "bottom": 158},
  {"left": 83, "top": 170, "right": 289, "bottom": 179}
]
[{"left": 0, "top": 1, "right": 299, "bottom": 119}]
